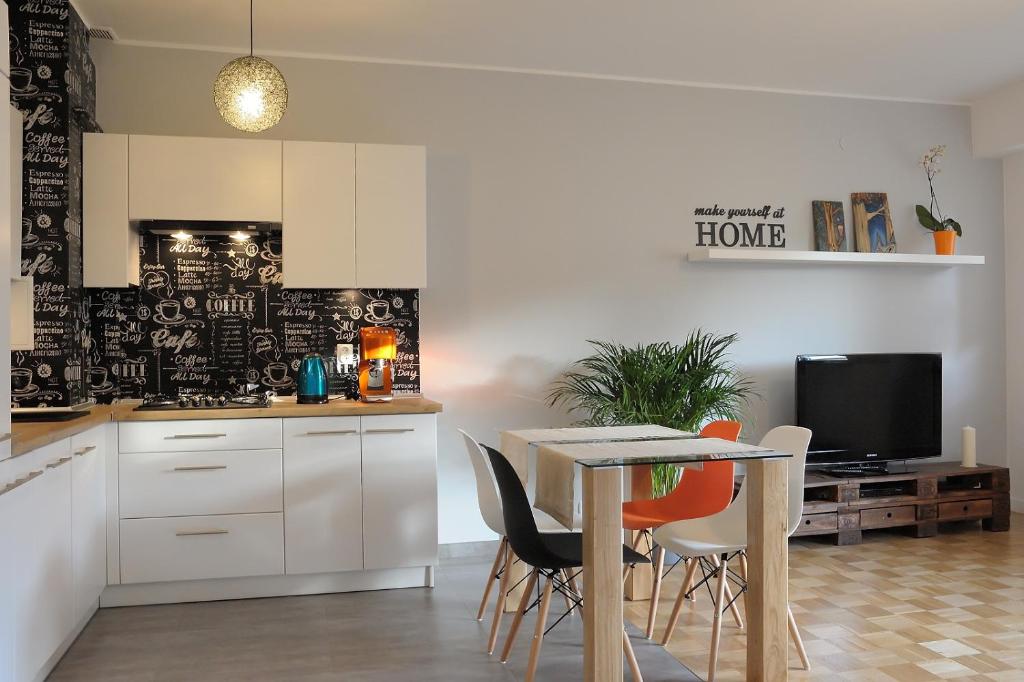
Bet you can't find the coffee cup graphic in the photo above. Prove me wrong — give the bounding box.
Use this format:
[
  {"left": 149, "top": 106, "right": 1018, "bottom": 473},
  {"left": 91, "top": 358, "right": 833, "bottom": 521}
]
[
  {"left": 367, "top": 300, "right": 390, "bottom": 320},
  {"left": 156, "top": 300, "right": 181, "bottom": 321},
  {"left": 89, "top": 367, "right": 108, "bottom": 387},
  {"left": 9, "top": 67, "right": 32, "bottom": 92},
  {"left": 264, "top": 361, "right": 289, "bottom": 384},
  {"left": 11, "top": 367, "right": 32, "bottom": 392}
]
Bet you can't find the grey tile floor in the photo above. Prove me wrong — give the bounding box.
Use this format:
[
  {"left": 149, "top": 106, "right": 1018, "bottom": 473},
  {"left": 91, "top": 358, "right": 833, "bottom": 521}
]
[{"left": 48, "top": 556, "right": 699, "bottom": 681}]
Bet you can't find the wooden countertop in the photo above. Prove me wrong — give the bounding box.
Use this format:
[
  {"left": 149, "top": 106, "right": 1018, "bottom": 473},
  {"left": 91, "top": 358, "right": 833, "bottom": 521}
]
[
  {"left": 10, "top": 397, "right": 442, "bottom": 458},
  {"left": 11, "top": 406, "right": 119, "bottom": 458}
]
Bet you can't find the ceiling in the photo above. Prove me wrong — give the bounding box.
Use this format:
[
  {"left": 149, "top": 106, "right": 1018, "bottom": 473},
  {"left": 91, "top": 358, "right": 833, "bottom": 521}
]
[{"left": 73, "top": 0, "right": 1024, "bottom": 104}]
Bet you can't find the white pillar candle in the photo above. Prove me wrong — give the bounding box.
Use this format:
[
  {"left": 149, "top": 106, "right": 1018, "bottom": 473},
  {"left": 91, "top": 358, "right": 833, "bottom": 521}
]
[{"left": 961, "top": 426, "right": 977, "bottom": 468}]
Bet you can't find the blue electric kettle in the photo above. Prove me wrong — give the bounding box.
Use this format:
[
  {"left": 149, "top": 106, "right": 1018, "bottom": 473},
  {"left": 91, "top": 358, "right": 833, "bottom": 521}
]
[{"left": 296, "top": 353, "right": 328, "bottom": 404}]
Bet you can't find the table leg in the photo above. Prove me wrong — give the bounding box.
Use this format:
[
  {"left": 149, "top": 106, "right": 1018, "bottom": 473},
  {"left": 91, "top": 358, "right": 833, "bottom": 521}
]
[
  {"left": 624, "top": 464, "right": 653, "bottom": 601},
  {"left": 583, "top": 466, "right": 623, "bottom": 682},
  {"left": 745, "top": 459, "right": 788, "bottom": 682}
]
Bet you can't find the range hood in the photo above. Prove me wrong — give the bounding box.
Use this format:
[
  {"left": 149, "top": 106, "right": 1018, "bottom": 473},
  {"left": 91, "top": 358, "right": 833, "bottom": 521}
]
[{"left": 136, "top": 220, "right": 281, "bottom": 238}]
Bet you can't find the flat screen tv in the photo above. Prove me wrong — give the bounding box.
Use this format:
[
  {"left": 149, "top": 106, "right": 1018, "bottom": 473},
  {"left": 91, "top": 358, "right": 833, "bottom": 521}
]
[{"left": 796, "top": 353, "right": 941, "bottom": 473}]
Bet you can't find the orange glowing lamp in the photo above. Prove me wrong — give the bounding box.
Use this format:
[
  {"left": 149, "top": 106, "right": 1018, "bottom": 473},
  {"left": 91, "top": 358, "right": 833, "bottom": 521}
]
[{"left": 359, "top": 327, "right": 397, "bottom": 401}]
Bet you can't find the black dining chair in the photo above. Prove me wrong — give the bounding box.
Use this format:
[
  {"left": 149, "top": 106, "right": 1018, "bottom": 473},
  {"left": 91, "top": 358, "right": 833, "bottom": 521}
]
[{"left": 483, "top": 445, "right": 649, "bottom": 682}]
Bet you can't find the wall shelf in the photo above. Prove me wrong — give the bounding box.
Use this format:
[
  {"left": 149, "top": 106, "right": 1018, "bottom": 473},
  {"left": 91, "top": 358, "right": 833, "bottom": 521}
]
[{"left": 688, "top": 247, "right": 985, "bottom": 267}]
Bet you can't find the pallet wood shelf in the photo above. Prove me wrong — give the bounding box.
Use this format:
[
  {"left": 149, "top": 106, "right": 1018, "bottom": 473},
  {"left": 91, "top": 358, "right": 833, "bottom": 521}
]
[
  {"left": 688, "top": 247, "right": 985, "bottom": 266},
  {"left": 794, "top": 462, "right": 1010, "bottom": 545}
]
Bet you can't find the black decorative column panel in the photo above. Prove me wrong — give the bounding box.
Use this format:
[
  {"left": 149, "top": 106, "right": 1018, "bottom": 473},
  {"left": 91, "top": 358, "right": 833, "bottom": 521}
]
[{"left": 9, "top": 0, "right": 97, "bottom": 407}]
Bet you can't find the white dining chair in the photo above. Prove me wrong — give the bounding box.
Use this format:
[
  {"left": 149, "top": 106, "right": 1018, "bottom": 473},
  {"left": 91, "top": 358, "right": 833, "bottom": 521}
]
[
  {"left": 459, "top": 430, "right": 580, "bottom": 655},
  {"left": 652, "top": 425, "right": 812, "bottom": 681}
]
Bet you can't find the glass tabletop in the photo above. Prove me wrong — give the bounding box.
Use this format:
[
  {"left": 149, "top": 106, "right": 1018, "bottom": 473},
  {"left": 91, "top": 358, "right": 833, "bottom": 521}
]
[{"left": 576, "top": 448, "right": 793, "bottom": 468}]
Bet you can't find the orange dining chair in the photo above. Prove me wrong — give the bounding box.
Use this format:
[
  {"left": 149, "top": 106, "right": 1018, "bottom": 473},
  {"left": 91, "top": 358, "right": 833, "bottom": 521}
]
[{"left": 620, "top": 419, "right": 742, "bottom": 638}]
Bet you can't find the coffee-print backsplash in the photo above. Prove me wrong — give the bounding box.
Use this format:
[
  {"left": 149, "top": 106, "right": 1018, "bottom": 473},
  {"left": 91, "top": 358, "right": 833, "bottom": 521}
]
[
  {"left": 10, "top": 0, "right": 98, "bottom": 408},
  {"left": 85, "top": 233, "right": 420, "bottom": 401}
]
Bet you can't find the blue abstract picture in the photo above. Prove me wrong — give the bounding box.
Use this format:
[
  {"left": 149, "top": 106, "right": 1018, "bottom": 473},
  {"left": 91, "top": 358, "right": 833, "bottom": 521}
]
[{"left": 851, "top": 193, "right": 896, "bottom": 253}]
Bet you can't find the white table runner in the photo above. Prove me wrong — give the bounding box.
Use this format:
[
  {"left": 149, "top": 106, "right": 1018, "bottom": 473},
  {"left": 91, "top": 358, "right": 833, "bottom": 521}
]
[{"left": 535, "top": 435, "right": 767, "bottom": 528}]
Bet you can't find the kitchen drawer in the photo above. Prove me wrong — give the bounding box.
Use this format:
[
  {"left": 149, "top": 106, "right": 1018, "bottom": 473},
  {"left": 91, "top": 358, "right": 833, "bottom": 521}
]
[
  {"left": 120, "top": 513, "right": 284, "bottom": 584},
  {"left": 119, "top": 419, "right": 282, "bottom": 453},
  {"left": 119, "top": 449, "right": 283, "bottom": 519},
  {"left": 937, "top": 499, "right": 993, "bottom": 521},
  {"left": 860, "top": 505, "right": 916, "bottom": 528},
  {"left": 794, "top": 512, "right": 838, "bottom": 534}
]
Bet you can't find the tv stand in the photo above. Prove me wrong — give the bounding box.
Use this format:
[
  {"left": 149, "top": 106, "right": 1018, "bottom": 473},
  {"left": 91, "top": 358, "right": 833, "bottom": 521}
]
[{"left": 795, "top": 462, "right": 1010, "bottom": 546}]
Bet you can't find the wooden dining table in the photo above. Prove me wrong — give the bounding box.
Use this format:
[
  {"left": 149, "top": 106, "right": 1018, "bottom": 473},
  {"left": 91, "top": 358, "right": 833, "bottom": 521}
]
[{"left": 499, "top": 426, "right": 793, "bottom": 682}]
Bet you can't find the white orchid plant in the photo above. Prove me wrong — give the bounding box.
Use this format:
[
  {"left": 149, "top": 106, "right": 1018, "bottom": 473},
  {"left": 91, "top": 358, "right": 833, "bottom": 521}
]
[{"left": 916, "top": 144, "right": 962, "bottom": 235}]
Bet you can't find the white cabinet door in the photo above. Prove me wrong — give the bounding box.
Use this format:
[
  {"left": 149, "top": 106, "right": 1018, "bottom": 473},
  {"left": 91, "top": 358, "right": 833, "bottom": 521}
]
[
  {"left": 128, "top": 135, "right": 282, "bottom": 222},
  {"left": 355, "top": 144, "right": 427, "bottom": 288},
  {"left": 282, "top": 141, "right": 356, "bottom": 288},
  {"left": 84, "top": 133, "right": 138, "bottom": 288},
  {"left": 14, "top": 443, "right": 73, "bottom": 682},
  {"left": 9, "top": 105, "right": 20, "bottom": 278},
  {"left": 0, "top": 92, "right": 10, "bottom": 438},
  {"left": 283, "top": 417, "right": 363, "bottom": 574},
  {"left": 0, "top": 466, "right": 21, "bottom": 682},
  {"left": 360, "top": 414, "right": 437, "bottom": 570},
  {"left": 71, "top": 428, "right": 107, "bottom": 626}
]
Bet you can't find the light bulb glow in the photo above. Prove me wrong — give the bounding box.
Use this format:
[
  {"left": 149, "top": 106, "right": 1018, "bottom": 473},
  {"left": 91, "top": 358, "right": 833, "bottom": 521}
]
[
  {"left": 171, "top": 231, "right": 192, "bottom": 241},
  {"left": 213, "top": 55, "right": 288, "bottom": 133},
  {"left": 229, "top": 231, "right": 252, "bottom": 241}
]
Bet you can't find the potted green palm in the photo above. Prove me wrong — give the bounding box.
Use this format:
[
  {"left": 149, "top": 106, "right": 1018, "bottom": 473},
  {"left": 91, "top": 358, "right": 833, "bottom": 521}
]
[{"left": 547, "top": 330, "right": 755, "bottom": 497}]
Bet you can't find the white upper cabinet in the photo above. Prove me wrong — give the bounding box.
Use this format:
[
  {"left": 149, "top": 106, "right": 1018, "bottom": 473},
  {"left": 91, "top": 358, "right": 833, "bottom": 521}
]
[
  {"left": 84, "top": 133, "right": 139, "bottom": 288},
  {"left": 128, "top": 135, "right": 282, "bottom": 222},
  {"left": 282, "top": 141, "right": 356, "bottom": 288},
  {"left": 355, "top": 144, "right": 427, "bottom": 288}
]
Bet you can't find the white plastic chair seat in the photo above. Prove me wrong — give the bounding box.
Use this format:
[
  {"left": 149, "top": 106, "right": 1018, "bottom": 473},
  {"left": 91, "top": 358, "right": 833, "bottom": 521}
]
[
  {"left": 536, "top": 507, "right": 578, "bottom": 533},
  {"left": 653, "top": 518, "right": 746, "bottom": 558}
]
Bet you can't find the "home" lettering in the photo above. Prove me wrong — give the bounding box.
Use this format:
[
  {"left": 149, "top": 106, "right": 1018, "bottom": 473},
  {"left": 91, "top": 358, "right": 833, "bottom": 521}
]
[{"left": 696, "top": 222, "right": 786, "bottom": 248}]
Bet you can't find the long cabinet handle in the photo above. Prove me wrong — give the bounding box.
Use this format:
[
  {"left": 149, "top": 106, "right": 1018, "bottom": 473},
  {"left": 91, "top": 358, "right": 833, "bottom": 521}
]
[
  {"left": 46, "top": 456, "right": 73, "bottom": 469},
  {"left": 175, "top": 529, "right": 229, "bottom": 537},
  {"left": 0, "top": 469, "right": 43, "bottom": 496},
  {"left": 304, "top": 430, "right": 359, "bottom": 436},
  {"left": 172, "top": 465, "right": 228, "bottom": 472},
  {"left": 164, "top": 433, "right": 228, "bottom": 440},
  {"left": 74, "top": 445, "right": 97, "bottom": 456},
  {"left": 363, "top": 428, "right": 416, "bottom": 435}
]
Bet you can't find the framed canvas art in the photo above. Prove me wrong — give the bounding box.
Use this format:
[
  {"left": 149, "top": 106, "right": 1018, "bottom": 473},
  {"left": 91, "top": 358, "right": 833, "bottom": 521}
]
[
  {"left": 851, "top": 192, "right": 896, "bottom": 253},
  {"left": 812, "top": 200, "right": 846, "bottom": 252}
]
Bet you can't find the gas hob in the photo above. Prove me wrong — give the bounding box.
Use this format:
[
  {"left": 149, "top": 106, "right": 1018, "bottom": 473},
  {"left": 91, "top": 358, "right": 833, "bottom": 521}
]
[{"left": 134, "top": 393, "right": 272, "bottom": 411}]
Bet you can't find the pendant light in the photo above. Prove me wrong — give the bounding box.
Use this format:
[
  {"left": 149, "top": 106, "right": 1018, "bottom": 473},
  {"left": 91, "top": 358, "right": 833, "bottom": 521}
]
[{"left": 213, "top": 0, "right": 288, "bottom": 133}]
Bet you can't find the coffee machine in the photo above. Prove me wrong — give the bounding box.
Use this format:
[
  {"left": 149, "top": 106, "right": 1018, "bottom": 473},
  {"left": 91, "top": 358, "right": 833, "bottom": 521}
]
[{"left": 358, "top": 327, "right": 397, "bottom": 402}]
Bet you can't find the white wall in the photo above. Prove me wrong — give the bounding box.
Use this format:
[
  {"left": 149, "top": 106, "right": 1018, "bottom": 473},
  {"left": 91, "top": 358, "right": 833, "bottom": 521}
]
[
  {"left": 91, "top": 43, "right": 1008, "bottom": 543},
  {"left": 972, "top": 78, "right": 1024, "bottom": 158},
  {"left": 1004, "top": 152, "right": 1024, "bottom": 511}
]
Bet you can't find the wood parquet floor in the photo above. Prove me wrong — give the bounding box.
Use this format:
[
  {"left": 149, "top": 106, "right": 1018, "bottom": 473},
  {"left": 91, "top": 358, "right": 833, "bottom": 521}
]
[{"left": 625, "top": 515, "right": 1024, "bottom": 681}]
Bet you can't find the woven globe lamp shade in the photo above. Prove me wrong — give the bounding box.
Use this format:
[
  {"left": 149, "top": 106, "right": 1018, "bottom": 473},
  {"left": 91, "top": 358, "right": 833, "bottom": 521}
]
[{"left": 213, "top": 55, "right": 288, "bottom": 133}]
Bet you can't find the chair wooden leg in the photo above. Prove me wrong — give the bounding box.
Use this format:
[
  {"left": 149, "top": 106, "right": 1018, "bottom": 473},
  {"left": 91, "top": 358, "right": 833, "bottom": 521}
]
[
  {"left": 711, "top": 554, "right": 744, "bottom": 630},
  {"left": 623, "top": 629, "right": 643, "bottom": 682},
  {"left": 525, "top": 576, "right": 555, "bottom": 682},
  {"left": 683, "top": 557, "right": 697, "bottom": 602},
  {"left": 487, "top": 541, "right": 515, "bottom": 654},
  {"left": 622, "top": 530, "right": 647, "bottom": 584},
  {"left": 708, "top": 555, "right": 729, "bottom": 682},
  {"left": 661, "top": 555, "right": 701, "bottom": 646},
  {"left": 566, "top": 569, "right": 581, "bottom": 600},
  {"left": 501, "top": 568, "right": 539, "bottom": 662},
  {"left": 559, "top": 569, "right": 574, "bottom": 613},
  {"left": 788, "top": 605, "right": 810, "bottom": 671},
  {"left": 477, "top": 538, "right": 507, "bottom": 621},
  {"left": 645, "top": 545, "right": 665, "bottom": 639}
]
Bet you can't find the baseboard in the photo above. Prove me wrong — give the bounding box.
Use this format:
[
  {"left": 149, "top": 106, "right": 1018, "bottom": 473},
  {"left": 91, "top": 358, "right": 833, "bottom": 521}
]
[
  {"left": 439, "top": 539, "right": 500, "bottom": 560},
  {"left": 1012, "top": 496, "right": 1024, "bottom": 514},
  {"left": 33, "top": 601, "right": 99, "bottom": 682},
  {"left": 100, "top": 566, "right": 433, "bottom": 607}
]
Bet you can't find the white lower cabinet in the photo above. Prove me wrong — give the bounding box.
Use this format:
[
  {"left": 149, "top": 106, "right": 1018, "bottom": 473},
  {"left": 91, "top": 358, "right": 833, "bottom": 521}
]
[
  {"left": 283, "top": 417, "right": 363, "bottom": 574},
  {"left": 14, "top": 440, "right": 73, "bottom": 682},
  {"left": 118, "top": 448, "right": 283, "bottom": 519},
  {"left": 70, "top": 428, "right": 107, "bottom": 628},
  {"left": 120, "top": 513, "right": 285, "bottom": 584},
  {"left": 361, "top": 414, "right": 439, "bottom": 570}
]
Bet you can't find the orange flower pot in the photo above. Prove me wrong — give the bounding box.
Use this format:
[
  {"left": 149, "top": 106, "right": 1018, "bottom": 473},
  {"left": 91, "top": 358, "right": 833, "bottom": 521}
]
[{"left": 933, "top": 230, "right": 957, "bottom": 255}]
